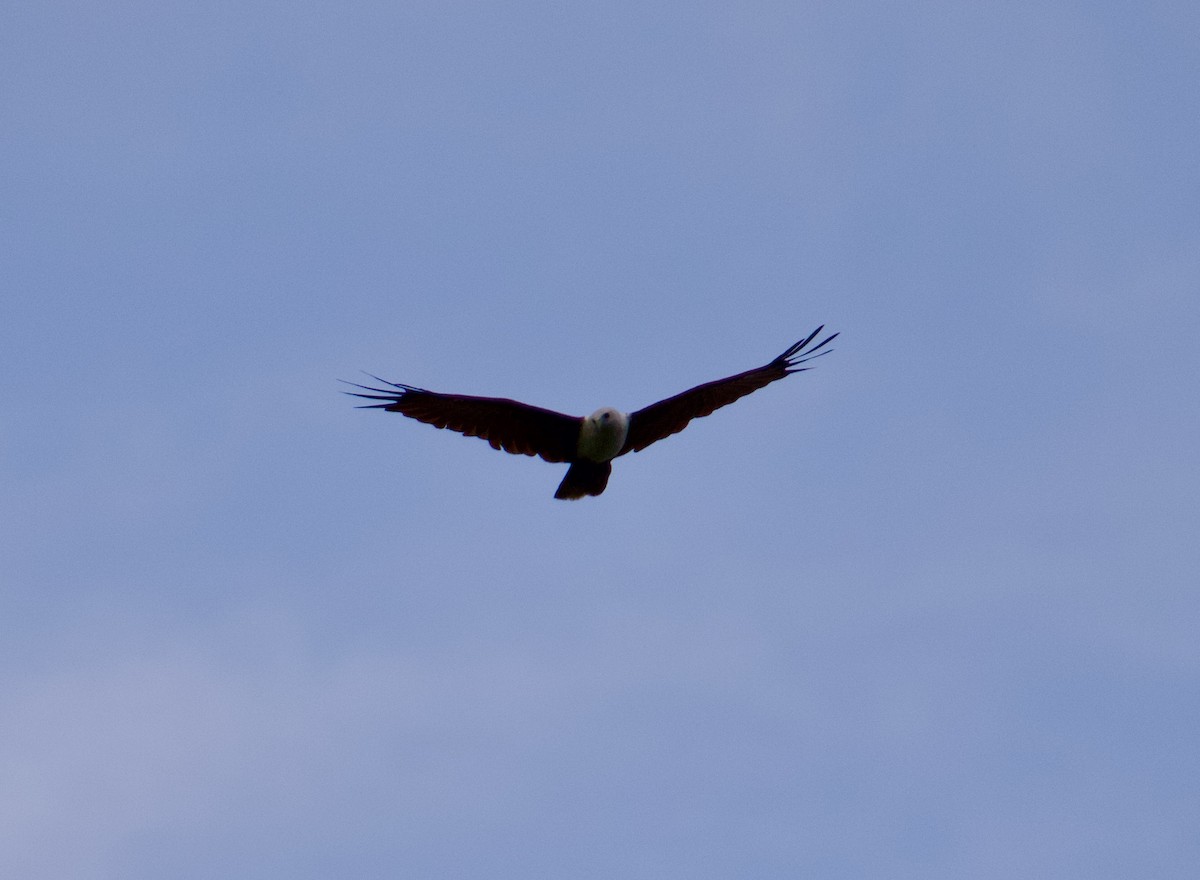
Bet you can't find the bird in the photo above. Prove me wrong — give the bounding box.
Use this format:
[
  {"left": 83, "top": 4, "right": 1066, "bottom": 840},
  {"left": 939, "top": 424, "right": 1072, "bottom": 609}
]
[{"left": 346, "top": 326, "right": 838, "bottom": 499}]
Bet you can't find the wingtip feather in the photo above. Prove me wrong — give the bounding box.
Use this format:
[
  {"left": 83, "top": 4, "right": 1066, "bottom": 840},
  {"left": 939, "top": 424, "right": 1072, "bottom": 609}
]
[
  {"left": 340, "top": 375, "right": 431, "bottom": 406},
  {"left": 778, "top": 326, "right": 838, "bottom": 369}
]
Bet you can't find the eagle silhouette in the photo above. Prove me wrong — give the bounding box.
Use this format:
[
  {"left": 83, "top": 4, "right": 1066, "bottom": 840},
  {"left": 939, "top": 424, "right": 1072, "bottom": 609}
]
[{"left": 347, "top": 326, "right": 838, "bottom": 499}]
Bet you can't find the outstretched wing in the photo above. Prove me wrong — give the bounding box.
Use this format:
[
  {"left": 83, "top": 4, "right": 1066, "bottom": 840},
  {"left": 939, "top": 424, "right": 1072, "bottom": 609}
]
[
  {"left": 346, "top": 379, "right": 582, "bottom": 463},
  {"left": 619, "top": 326, "right": 838, "bottom": 455}
]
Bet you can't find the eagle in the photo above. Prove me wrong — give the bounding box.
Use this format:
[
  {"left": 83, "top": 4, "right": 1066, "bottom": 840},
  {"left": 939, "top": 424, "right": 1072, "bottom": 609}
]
[{"left": 347, "top": 326, "right": 837, "bottom": 499}]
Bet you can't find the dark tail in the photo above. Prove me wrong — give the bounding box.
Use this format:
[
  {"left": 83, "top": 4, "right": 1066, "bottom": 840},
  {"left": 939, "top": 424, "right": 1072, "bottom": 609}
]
[{"left": 554, "top": 461, "right": 612, "bottom": 500}]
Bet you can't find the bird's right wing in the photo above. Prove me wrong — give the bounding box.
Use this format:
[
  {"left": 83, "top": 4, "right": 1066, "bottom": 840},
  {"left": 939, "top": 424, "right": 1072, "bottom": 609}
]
[
  {"left": 346, "top": 379, "right": 582, "bottom": 463},
  {"left": 619, "top": 326, "right": 838, "bottom": 454}
]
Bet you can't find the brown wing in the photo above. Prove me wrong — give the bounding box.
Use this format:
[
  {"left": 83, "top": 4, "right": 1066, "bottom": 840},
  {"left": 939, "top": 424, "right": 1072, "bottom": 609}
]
[
  {"left": 346, "top": 378, "right": 582, "bottom": 463},
  {"left": 619, "top": 326, "right": 838, "bottom": 455}
]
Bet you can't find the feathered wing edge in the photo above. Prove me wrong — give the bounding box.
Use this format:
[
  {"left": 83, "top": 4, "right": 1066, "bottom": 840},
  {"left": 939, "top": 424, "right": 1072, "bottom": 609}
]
[
  {"left": 618, "top": 325, "right": 838, "bottom": 455},
  {"left": 343, "top": 378, "right": 583, "bottom": 463}
]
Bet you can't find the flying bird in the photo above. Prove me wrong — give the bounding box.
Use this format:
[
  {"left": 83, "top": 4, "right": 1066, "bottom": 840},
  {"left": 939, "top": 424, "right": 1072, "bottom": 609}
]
[{"left": 346, "top": 326, "right": 838, "bottom": 499}]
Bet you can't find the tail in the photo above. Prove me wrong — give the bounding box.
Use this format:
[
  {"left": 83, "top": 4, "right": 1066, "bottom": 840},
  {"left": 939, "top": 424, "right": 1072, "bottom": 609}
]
[{"left": 554, "top": 461, "right": 612, "bottom": 500}]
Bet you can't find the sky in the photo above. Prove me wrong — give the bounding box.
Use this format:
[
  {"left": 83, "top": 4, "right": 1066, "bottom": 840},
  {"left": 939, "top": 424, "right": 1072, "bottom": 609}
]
[{"left": 3, "top": 1, "right": 1198, "bottom": 877}]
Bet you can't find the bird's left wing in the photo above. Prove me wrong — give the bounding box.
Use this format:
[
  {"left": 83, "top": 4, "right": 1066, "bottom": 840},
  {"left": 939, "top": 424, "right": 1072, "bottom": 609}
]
[
  {"left": 346, "top": 379, "right": 582, "bottom": 463},
  {"left": 619, "top": 326, "right": 838, "bottom": 455}
]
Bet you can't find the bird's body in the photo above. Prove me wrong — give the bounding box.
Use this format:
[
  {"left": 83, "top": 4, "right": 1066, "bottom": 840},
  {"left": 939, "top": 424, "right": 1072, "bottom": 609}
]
[
  {"left": 555, "top": 407, "right": 631, "bottom": 499},
  {"left": 347, "top": 326, "right": 837, "bottom": 499}
]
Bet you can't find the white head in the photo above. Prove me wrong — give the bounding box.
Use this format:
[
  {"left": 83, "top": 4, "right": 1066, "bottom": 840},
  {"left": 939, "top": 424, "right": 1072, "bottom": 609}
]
[{"left": 578, "top": 407, "right": 630, "bottom": 462}]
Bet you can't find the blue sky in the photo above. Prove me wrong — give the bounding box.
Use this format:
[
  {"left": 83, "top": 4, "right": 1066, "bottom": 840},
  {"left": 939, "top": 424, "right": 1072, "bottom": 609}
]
[{"left": 3, "top": 1, "right": 1198, "bottom": 877}]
